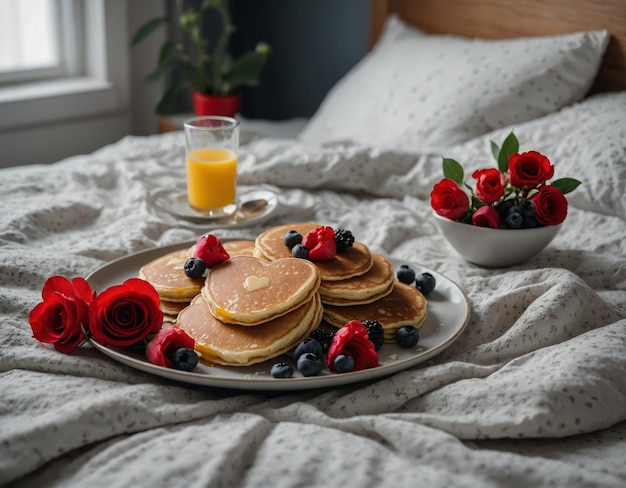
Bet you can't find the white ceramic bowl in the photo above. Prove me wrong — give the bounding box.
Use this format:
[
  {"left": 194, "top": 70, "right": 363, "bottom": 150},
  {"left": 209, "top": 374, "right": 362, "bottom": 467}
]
[{"left": 432, "top": 211, "right": 561, "bottom": 267}]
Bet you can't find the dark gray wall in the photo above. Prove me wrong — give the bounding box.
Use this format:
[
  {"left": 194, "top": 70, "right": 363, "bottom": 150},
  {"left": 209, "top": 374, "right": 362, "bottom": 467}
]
[{"left": 230, "top": 0, "right": 371, "bottom": 120}]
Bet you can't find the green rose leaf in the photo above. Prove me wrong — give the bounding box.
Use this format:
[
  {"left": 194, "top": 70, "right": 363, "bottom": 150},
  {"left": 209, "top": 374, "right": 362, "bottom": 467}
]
[
  {"left": 497, "top": 132, "right": 519, "bottom": 173},
  {"left": 490, "top": 141, "right": 500, "bottom": 163},
  {"left": 551, "top": 178, "right": 582, "bottom": 195},
  {"left": 442, "top": 158, "right": 464, "bottom": 185}
]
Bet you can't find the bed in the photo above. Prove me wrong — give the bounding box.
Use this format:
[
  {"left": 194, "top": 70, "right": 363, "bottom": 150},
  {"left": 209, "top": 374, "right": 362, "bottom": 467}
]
[{"left": 1, "top": 0, "right": 625, "bottom": 486}]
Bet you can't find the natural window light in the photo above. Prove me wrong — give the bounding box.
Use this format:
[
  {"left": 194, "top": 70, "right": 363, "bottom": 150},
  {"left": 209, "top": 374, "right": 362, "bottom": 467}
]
[{"left": 0, "top": 0, "right": 83, "bottom": 84}]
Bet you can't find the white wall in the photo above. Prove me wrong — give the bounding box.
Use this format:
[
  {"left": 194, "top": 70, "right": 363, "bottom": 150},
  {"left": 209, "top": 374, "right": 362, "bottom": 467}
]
[{"left": 0, "top": 0, "right": 166, "bottom": 168}]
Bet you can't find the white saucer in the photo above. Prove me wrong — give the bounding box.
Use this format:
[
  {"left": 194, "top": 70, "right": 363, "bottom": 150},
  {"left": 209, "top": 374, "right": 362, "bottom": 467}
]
[{"left": 149, "top": 188, "right": 278, "bottom": 227}]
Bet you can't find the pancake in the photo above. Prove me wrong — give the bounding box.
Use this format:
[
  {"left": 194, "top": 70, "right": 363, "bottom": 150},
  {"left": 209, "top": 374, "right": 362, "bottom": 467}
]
[
  {"left": 254, "top": 222, "right": 373, "bottom": 281},
  {"left": 159, "top": 299, "right": 190, "bottom": 316},
  {"left": 188, "top": 239, "right": 256, "bottom": 259},
  {"left": 322, "top": 281, "right": 428, "bottom": 342},
  {"left": 202, "top": 255, "right": 321, "bottom": 326},
  {"left": 138, "top": 248, "right": 204, "bottom": 302},
  {"left": 178, "top": 293, "right": 323, "bottom": 366},
  {"left": 318, "top": 253, "right": 395, "bottom": 306}
]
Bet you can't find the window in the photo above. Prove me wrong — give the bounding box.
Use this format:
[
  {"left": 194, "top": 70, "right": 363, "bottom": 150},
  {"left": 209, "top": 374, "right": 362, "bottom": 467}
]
[{"left": 0, "top": 0, "right": 83, "bottom": 85}]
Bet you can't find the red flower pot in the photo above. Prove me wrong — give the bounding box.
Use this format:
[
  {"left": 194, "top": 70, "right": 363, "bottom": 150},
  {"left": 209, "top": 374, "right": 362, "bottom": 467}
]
[{"left": 192, "top": 91, "right": 241, "bottom": 117}]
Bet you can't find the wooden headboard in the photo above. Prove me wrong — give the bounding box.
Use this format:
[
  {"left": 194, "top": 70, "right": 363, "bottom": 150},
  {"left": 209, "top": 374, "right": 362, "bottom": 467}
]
[{"left": 370, "top": 0, "right": 626, "bottom": 93}]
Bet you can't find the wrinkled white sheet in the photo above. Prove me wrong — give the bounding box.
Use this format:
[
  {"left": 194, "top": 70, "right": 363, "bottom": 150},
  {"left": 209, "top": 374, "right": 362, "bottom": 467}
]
[{"left": 1, "top": 93, "right": 625, "bottom": 487}]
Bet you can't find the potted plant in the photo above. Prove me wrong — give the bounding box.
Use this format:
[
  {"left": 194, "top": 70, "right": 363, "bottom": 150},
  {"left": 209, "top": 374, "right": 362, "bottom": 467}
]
[{"left": 131, "top": 0, "right": 271, "bottom": 116}]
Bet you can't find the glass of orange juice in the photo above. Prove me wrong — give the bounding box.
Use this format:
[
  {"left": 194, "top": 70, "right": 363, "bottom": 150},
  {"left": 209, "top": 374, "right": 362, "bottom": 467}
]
[{"left": 183, "top": 116, "right": 240, "bottom": 217}]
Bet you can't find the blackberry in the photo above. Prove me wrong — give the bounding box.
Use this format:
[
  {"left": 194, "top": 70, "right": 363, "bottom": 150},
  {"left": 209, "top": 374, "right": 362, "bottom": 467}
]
[
  {"left": 310, "top": 327, "right": 335, "bottom": 353},
  {"left": 334, "top": 228, "right": 355, "bottom": 252},
  {"left": 183, "top": 258, "right": 206, "bottom": 278},
  {"left": 362, "top": 319, "right": 385, "bottom": 350}
]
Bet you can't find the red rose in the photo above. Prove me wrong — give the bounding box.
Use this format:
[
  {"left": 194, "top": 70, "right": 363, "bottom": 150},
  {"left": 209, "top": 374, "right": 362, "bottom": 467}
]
[
  {"left": 29, "top": 276, "right": 93, "bottom": 353},
  {"left": 146, "top": 325, "right": 195, "bottom": 368},
  {"left": 431, "top": 178, "right": 470, "bottom": 220},
  {"left": 508, "top": 151, "right": 554, "bottom": 189},
  {"left": 529, "top": 185, "right": 568, "bottom": 225},
  {"left": 472, "top": 205, "right": 500, "bottom": 228},
  {"left": 193, "top": 234, "right": 230, "bottom": 267},
  {"left": 327, "top": 320, "right": 378, "bottom": 372},
  {"left": 472, "top": 168, "right": 505, "bottom": 204},
  {"left": 302, "top": 226, "right": 337, "bottom": 260},
  {"left": 89, "top": 278, "right": 163, "bottom": 347}
]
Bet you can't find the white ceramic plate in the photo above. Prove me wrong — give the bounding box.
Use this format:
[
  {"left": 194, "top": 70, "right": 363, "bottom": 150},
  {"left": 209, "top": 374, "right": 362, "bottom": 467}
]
[
  {"left": 86, "top": 241, "right": 471, "bottom": 391},
  {"left": 149, "top": 188, "right": 278, "bottom": 227}
]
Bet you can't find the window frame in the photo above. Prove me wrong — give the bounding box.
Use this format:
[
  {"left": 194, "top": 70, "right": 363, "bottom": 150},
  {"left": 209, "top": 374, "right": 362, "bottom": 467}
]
[{"left": 0, "top": 0, "right": 129, "bottom": 132}]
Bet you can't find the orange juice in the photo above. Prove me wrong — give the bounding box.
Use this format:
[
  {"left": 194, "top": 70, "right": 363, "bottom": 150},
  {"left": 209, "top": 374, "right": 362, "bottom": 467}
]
[{"left": 186, "top": 148, "right": 237, "bottom": 211}]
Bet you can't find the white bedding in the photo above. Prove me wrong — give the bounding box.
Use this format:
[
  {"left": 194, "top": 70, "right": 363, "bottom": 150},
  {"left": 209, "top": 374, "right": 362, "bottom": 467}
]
[{"left": 1, "top": 92, "right": 625, "bottom": 487}]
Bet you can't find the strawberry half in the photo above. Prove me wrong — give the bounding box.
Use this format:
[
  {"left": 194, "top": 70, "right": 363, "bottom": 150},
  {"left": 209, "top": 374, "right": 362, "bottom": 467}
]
[
  {"left": 193, "top": 234, "right": 230, "bottom": 267},
  {"left": 302, "top": 226, "right": 337, "bottom": 261},
  {"left": 327, "top": 320, "right": 379, "bottom": 372}
]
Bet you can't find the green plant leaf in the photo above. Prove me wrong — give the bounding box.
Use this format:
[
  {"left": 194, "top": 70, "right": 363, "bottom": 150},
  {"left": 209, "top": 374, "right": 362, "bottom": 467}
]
[
  {"left": 145, "top": 62, "right": 178, "bottom": 83},
  {"left": 223, "top": 47, "right": 271, "bottom": 92},
  {"left": 158, "top": 40, "right": 183, "bottom": 64},
  {"left": 551, "top": 178, "right": 582, "bottom": 194},
  {"left": 442, "top": 158, "right": 464, "bottom": 184},
  {"left": 490, "top": 141, "right": 500, "bottom": 162},
  {"left": 131, "top": 17, "right": 168, "bottom": 47},
  {"left": 497, "top": 132, "right": 519, "bottom": 173}
]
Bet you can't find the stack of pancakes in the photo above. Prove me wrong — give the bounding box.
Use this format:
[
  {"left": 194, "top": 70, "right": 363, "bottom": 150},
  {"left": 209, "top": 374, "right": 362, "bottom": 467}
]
[
  {"left": 139, "top": 222, "right": 428, "bottom": 367},
  {"left": 254, "top": 222, "right": 428, "bottom": 343},
  {"left": 177, "top": 255, "right": 323, "bottom": 366}
]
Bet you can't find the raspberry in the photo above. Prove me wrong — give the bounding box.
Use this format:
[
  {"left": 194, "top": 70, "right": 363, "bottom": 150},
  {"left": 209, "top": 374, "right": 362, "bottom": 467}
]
[
  {"left": 362, "top": 319, "right": 385, "bottom": 350},
  {"left": 334, "top": 228, "right": 355, "bottom": 252},
  {"left": 309, "top": 327, "right": 335, "bottom": 353}
]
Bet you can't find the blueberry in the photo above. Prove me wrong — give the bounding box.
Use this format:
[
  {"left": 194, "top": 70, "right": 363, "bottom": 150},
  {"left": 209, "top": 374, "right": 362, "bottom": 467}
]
[
  {"left": 496, "top": 200, "right": 514, "bottom": 219},
  {"left": 522, "top": 215, "right": 539, "bottom": 229},
  {"left": 283, "top": 230, "right": 302, "bottom": 249},
  {"left": 184, "top": 257, "right": 206, "bottom": 278},
  {"left": 396, "top": 264, "right": 416, "bottom": 284},
  {"left": 504, "top": 212, "right": 523, "bottom": 229},
  {"left": 293, "top": 338, "right": 323, "bottom": 361},
  {"left": 297, "top": 352, "right": 323, "bottom": 377},
  {"left": 522, "top": 200, "right": 536, "bottom": 217},
  {"left": 172, "top": 347, "right": 199, "bottom": 371},
  {"left": 508, "top": 205, "right": 523, "bottom": 216},
  {"left": 334, "top": 354, "right": 354, "bottom": 373},
  {"left": 415, "top": 272, "right": 436, "bottom": 295},
  {"left": 396, "top": 326, "right": 420, "bottom": 348},
  {"left": 270, "top": 362, "right": 294, "bottom": 378},
  {"left": 291, "top": 244, "right": 309, "bottom": 259}
]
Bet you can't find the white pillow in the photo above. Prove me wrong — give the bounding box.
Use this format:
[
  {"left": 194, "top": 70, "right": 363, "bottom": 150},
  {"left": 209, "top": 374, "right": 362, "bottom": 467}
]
[{"left": 299, "top": 15, "right": 609, "bottom": 152}]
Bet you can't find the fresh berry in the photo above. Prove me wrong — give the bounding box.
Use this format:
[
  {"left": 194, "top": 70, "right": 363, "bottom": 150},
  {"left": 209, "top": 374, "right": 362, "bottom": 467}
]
[
  {"left": 415, "top": 272, "right": 436, "bottom": 295},
  {"left": 291, "top": 244, "right": 310, "bottom": 260},
  {"left": 302, "top": 226, "right": 336, "bottom": 260},
  {"left": 504, "top": 211, "right": 523, "bottom": 229},
  {"left": 496, "top": 200, "right": 514, "bottom": 219},
  {"left": 327, "top": 320, "right": 379, "bottom": 372},
  {"left": 193, "top": 234, "right": 230, "bottom": 267},
  {"left": 334, "top": 228, "right": 355, "bottom": 252},
  {"left": 396, "top": 326, "right": 420, "bottom": 348},
  {"left": 270, "top": 362, "right": 294, "bottom": 378},
  {"left": 172, "top": 347, "right": 199, "bottom": 371},
  {"left": 522, "top": 200, "right": 536, "bottom": 217},
  {"left": 362, "top": 319, "right": 385, "bottom": 350},
  {"left": 522, "top": 215, "right": 539, "bottom": 228},
  {"left": 334, "top": 354, "right": 354, "bottom": 373},
  {"left": 396, "top": 264, "right": 416, "bottom": 284},
  {"left": 297, "top": 352, "right": 323, "bottom": 377},
  {"left": 310, "top": 328, "right": 335, "bottom": 353},
  {"left": 293, "top": 338, "right": 323, "bottom": 361},
  {"left": 283, "top": 230, "right": 302, "bottom": 249},
  {"left": 183, "top": 257, "right": 206, "bottom": 278}
]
